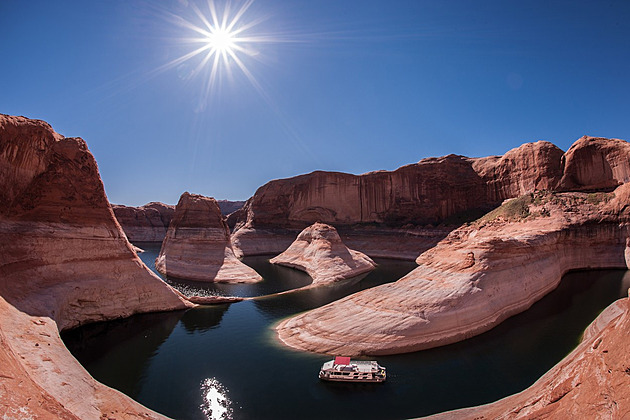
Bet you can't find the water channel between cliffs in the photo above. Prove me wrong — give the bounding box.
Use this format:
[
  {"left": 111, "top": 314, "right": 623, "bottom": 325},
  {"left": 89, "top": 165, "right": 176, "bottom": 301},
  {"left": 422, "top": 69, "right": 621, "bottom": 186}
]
[{"left": 62, "top": 243, "right": 630, "bottom": 420}]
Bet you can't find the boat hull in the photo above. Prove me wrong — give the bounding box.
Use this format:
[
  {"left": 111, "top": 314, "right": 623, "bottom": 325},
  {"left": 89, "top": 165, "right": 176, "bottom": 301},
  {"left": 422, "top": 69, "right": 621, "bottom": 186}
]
[{"left": 319, "top": 375, "right": 386, "bottom": 383}]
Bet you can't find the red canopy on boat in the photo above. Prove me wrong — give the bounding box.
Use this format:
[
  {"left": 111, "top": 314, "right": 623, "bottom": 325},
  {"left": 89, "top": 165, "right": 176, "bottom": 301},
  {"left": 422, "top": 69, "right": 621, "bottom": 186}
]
[{"left": 334, "top": 356, "right": 351, "bottom": 366}]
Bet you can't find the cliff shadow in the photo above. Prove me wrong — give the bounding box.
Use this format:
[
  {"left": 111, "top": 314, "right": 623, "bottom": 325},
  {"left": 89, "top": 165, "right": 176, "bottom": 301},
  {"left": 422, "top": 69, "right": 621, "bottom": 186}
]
[
  {"left": 253, "top": 258, "right": 417, "bottom": 320},
  {"left": 61, "top": 309, "right": 185, "bottom": 398},
  {"left": 179, "top": 303, "right": 230, "bottom": 333}
]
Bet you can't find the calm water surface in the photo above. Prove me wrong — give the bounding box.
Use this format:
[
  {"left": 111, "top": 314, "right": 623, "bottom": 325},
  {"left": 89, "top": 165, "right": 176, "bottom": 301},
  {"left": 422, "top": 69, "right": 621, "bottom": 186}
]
[{"left": 63, "top": 243, "right": 630, "bottom": 419}]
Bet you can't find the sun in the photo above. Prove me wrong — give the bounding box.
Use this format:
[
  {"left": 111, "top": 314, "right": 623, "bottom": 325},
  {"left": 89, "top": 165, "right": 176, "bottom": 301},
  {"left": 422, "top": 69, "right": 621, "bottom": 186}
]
[
  {"left": 161, "top": 0, "right": 277, "bottom": 107},
  {"left": 208, "top": 27, "right": 236, "bottom": 54}
]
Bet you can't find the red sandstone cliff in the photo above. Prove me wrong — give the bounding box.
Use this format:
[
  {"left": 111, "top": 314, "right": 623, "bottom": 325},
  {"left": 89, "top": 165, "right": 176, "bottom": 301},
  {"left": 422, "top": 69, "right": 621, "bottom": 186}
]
[
  {"left": 560, "top": 135, "right": 630, "bottom": 192},
  {"left": 277, "top": 186, "right": 630, "bottom": 355},
  {"left": 232, "top": 137, "right": 630, "bottom": 259},
  {"left": 112, "top": 202, "right": 175, "bottom": 242},
  {"left": 156, "top": 192, "right": 262, "bottom": 283},
  {"left": 0, "top": 114, "right": 191, "bottom": 419},
  {"left": 428, "top": 297, "right": 630, "bottom": 419},
  {"left": 217, "top": 199, "right": 245, "bottom": 215},
  {"left": 233, "top": 141, "right": 568, "bottom": 230},
  {"left": 114, "top": 200, "right": 245, "bottom": 243}
]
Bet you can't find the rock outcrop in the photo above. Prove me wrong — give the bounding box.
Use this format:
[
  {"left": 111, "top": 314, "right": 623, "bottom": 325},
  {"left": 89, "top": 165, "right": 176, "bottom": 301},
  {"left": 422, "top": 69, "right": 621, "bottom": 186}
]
[
  {"left": 112, "top": 202, "right": 175, "bottom": 242},
  {"left": 113, "top": 200, "right": 245, "bottom": 243},
  {"left": 232, "top": 138, "right": 630, "bottom": 258},
  {"left": 232, "top": 141, "right": 567, "bottom": 230},
  {"left": 472, "top": 140, "right": 564, "bottom": 202},
  {"left": 155, "top": 192, "right": 262, "bottom": 283},
  {"left": 276, "top": 186, "right": 630, "bottom": 356},
  {"left": 430, "top": 296, "right": 630, "bottom": 419},
  {"left": 270, "top": 223, "right": 375, "bottom": 286},
  {"left": 216, "top": 199, "right": 245, "bottom": 215},
  {"left": 0, "top": 114, "right": 192, "bottom": 419},
  {"left": 560, "top": 135, "right": 630, "bottom": 192}
]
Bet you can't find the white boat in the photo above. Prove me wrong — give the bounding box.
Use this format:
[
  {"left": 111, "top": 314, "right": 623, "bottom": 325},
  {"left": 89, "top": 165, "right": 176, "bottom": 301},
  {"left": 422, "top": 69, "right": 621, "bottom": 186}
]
[{"left": 318, "top": 356, "right": 386, "bottom": 383}]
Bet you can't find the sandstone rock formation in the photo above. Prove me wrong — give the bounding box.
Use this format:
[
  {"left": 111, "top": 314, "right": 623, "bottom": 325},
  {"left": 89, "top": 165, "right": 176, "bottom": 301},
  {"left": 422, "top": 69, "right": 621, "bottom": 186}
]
[
  {"left": 155, "top": 192, "right": 262, "bottom": 283},
  {"left": 0, "top": 114, "right": 192, "bottom": 418},
  {"left": 112, "top": 202, "right": 175, "bottom": 242},
  {"left": 276, "top": 186, "right": 630, "bottom": 356},
  {"left": 472, "top": 140, "right": 564, "bottom": 202},
  {"left": 560, "top": 135, "right": 630, "bottom": 192},
  {"left": 270, "top": 223, "right": 375, "bottom": 286},
  {"left": 430, "top": 296, "right": 630, "bottom": 419},
  {"left": 217, "top": 199, "right": 245, "bottom": 215},
  {"left": 231, "top": 138, "right": 630, "bottom": 259},
  {"left": 232, "top": 141, "right": 567, "bottom": 230},
  {"left": 113, "top": 201, "right": 244, "bottom": 244}
]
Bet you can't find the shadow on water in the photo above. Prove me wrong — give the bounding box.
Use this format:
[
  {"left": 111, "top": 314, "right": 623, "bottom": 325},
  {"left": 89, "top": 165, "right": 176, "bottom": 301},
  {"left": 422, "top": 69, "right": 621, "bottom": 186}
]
[
  {"left": 179, "top": 304, "right": 231, "bottom": 334},
  {"left": 65, "top": 246, "right": 630, "bottom": 420},
  {"left": 135, "top": 243, "right": 314, "bottom": 297},
  {"left": 252, "top": 258, "right": 417, "bottom": 319},
  {"left": 62, "top": 310, "right": 185, "bottom": 398}
]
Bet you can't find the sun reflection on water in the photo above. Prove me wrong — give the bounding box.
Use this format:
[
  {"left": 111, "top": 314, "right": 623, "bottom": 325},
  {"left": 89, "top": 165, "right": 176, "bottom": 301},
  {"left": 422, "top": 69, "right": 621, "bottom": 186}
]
[{"left": 200, "top": 378, "right": 233, "bottom": 420}]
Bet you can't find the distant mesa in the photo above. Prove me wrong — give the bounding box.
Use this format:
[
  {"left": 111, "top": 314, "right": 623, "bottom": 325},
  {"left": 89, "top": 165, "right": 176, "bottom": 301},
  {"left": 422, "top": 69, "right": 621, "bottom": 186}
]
[
  {"left": 113, "top": 200, "right": 244, "bottom": 243},
  {"left": 112, "top": 202, "right": 175, "bottom": 242},
  {"left": 270, "top": 222, "right": 376, "bottom": 287},
  {"left": 155, "top": 192, "right": 262, "bottom": 283},
  {"left": 230, "top": 137, "right": 630, "bottom": 258},
  {"left": 217, "top": 199, "right": 246, "bottom": 216}
]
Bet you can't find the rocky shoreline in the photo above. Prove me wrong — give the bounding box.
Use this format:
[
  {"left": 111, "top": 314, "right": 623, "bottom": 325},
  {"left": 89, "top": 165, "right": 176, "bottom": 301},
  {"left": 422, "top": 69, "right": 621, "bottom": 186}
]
[
  {"left": 2, "top": 113, "right": 629, "bottom": 419},
  {"left": 276, "top": 188, "right": 630, "bottom": 355}
]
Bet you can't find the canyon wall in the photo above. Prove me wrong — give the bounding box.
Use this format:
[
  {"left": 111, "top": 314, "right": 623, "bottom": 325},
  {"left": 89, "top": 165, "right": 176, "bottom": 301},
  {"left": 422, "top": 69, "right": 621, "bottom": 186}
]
[
  {"left": 112, "top": 202, "right": 175, "bottom": 242},
  {"left": 430, "top": 296, "right": 630, "bottom": 419},
  {"left": 114, "top": 200, "right": 245, "bottom": 243},
  {"left": 217, "top": 199, "right": 245, "bottom": 215},
  {"left": 232, "top": 137, "right": 630, "bottom": 258},
  {"left": 276, "top": 186, "right": 630, "bottom": 356},
  {"left": 156, "top": 192, "right": 262, "bottom": 283},
  {"left": 0, "top": 114, "right": 191, "bottom": 419}
]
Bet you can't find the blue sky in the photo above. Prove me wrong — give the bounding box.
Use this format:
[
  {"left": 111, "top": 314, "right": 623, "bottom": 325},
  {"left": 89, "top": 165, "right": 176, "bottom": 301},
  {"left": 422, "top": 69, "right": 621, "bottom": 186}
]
[{"left": 1, "top": 0, "right": 629, "bottom": 205}]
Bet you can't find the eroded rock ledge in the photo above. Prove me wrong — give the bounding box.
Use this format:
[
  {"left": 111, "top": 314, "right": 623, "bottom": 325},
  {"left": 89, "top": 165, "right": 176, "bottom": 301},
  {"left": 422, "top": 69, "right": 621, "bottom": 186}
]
[
  {"left": 270, "top": 222, "right": 375, "bottom": 286},
  {"left": 231, "top": 136, "right": 630, "bottom": 258},
  {"left": 156, "top": 192, "right": 262, "bottom": 283},
  {"left": 0, "top": 114, "right": 191, "bottom": 419},
  {"left": 428, "top": 296, "right": 630, "bottom": 419},
  {"left": 276, "top": 185, "right": 630, "bottom": 356}
]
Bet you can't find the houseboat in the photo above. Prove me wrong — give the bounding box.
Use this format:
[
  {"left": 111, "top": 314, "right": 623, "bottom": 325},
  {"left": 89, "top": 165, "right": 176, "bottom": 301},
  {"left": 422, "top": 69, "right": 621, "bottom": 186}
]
[{"left": 319, "top": 356, "right": 386, "bottom": 383}]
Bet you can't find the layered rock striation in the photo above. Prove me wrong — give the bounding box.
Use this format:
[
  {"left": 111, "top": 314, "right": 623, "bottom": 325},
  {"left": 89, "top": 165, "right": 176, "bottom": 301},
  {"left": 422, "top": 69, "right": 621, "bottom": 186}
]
[
  {"left": 430, "top": 296, "right": 630, "bottom": 419},
  {"left": 156, "top": 192, "right": 262, "bottom": 283},
  {"left": 270, "top": 223, "right": 375, "bottom": 286},
  {"left": 112, "top": 202, "right": 175, "bottom": 242},
  {"left": 113, "top": 200, "right": 245, "bottom": 243},
  {"left": 560, "top": 135, "right": 630, "bottom": 192},
  {"left": 276, "top": 186, "right": 630, "bottom": 356},
  {"left": 232, "top": 137, "right": 630, "bottom": 258},
  {"left": 0, "top": 114, "right": 192, "bottom": 419}
]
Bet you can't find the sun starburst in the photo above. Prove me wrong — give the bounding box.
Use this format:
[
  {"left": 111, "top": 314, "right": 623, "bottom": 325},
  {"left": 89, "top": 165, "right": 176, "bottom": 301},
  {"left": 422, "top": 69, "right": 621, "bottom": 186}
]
[{"left": 163, "top": 0, "right": 275, "bottom": 109}]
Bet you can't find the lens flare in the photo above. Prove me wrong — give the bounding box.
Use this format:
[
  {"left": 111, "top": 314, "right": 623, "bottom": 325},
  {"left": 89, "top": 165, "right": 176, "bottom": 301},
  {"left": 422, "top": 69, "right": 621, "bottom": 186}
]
[{"left": 162, "top": 0, "right": 277, "bottom": 109}]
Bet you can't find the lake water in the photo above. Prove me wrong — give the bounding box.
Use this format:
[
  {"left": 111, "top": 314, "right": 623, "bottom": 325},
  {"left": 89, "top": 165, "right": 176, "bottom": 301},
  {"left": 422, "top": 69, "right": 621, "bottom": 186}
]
[{"left": 63, "top": 243, "right": 630, "bottom": 419}]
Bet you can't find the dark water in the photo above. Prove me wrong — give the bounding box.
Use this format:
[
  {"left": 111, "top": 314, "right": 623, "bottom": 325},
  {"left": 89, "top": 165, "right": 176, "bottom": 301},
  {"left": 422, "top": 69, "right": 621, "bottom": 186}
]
[{"left": 63, "top": 243, "right": 630, "bottom": 420}]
